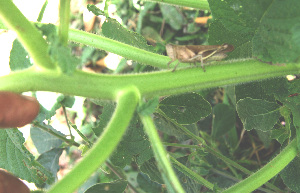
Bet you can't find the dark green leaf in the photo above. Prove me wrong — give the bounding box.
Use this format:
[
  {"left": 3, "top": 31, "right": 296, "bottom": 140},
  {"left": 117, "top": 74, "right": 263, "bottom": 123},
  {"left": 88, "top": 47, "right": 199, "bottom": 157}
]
[
  {"left": 236, "top": 97, "right": 280, "bottom": 131},
  {"left": 137, "top": 173, "right": 163, "bottom": 193},
  {"left": 102, "top": 18, "right": 154, "bottom": 53},
  {"left": 271, "top": 127, "right": 290, "bottom": 144},
  {"left": 87, "top": 4, "right": 105, "bottom": 16},
  {"left": 235, "top": 81, "right": 274, "bottom": 102},
  {"left": 211, "top": 104, "right": 235, "bottom": 139},
  {"left": 140, "top": 158, "right": 164, "bottom": 184},
  {"left": 30, "top": 124, "right": 64, "bottom": 154},
  {"left": 36, "top": 148, "right": 62, "bottom": 175},
  {"left": 159, "top": 93, "right": 211, "bottom": 125},
  {"left": 137, "top": 96, "right": 159, "bottom": 116},
  {"left": 154, "top": 114, "right": 198, "bottom": 141},
  {"left": 280, "top": 156, "right": 300, "bottom": 192},
  {"left": 159, "top": 4, "right": 185, "bottom": 31},
  {"left": 84, "top": 180, "right": 127, "bottom": 193},
  {"left": 0, "top": 129, "right": 54, "bottom": 185},
  {"left": 208, "top": 0, "right": 300, "bottom": 63},
  {"left": 9, "top": 39, "right": 32, "bottom": 71},
  {"left": 91, "top": 99, "right": 116, "bottom": 136},
  {"left": 36, "top": 148, "right": 63, "bottom": 188},
  {"left": 110, "top": 115, "right": 153, "bottom": 168}
]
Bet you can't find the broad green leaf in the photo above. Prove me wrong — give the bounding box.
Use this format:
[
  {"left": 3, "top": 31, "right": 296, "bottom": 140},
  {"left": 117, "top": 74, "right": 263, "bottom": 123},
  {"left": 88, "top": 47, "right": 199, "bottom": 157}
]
[
  {"left": 159, "top": 4, "right": 186, "bottom": 31},
  {"left": 30, "top": 125, "right": 64, "bottom": 154},
  {"left": 86, "top": 4, "right": 105, "bottom": 16},
  {"left": 261, "top": 77, "right": 289, "bottom": 100},
  {"left": 9, "top": 39, "right": 32, "bottom": 71},
  {"left": 84, "top": 180, "right": 128, "bottom": 193},
  {"left": 137, "top": 173, "right": 163, "bottom": 193},
  {"left": 235, "top": 81, "right": 274, "bottom": 102},
  {"left": 36, "top": 148, "right": 63, "bottom": 188},
  {"left": 0, "top": 129, "right": 54, "bottom": 185},
  {"left": 236, "top": 97, "right": 280, "bottom": 131},
  {"left": 140, "top": 158, "right": 164, "bottom": 184},
  {"left": 154, "top": 114, "right": 198, "bottom": 141},
  {"left": 208, "top": 0, "right": 300, "bottom": 63},
  {"left": 159, "top": 93, "right": 211, "bottom": 125},
  {"left": 110, "top": 115, "right": 153, "bottom": 168},
  {"left": 173, "top": 156, "right": 204, "bottom": 193},
  {"left": 211, "top": 104, "right": 235, "bottom": 139},
  {"left": 137, "top": 96, "right": 159, "bottom": 116},
  {"left": 102, "top": 18, "right": 154, "bottom": 53},
  {"left": 271, "top": 126, "right": 290, "bottom": 144},
  {"left": 91, "top": 99, "right": 116, "bottom": 136},
  {"left": 280, "top": 156, "right": 300, "bottom": 193}
]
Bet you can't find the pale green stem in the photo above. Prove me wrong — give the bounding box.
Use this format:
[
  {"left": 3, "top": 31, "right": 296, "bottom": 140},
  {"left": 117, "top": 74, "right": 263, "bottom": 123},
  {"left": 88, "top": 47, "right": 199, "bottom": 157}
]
[
  {"left": 59, "top": 0, "right": 70, "bottom": 45},
  {"left": 48, "top": 86, "right": 140, "bottom": 193},
  {"left": 139, "top": 115, "right": 185, "bottom": 193}
]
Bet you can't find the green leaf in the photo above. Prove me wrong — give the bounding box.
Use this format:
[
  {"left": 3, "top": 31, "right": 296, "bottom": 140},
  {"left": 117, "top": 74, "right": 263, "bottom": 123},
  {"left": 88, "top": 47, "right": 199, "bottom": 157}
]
[
  {"left": 211, "top": 103, "right": 235, "bottom": 139},
  {"left": 154, "top": 114, "right": 198, "bottom": 141},
  {"left": 0, "top": 129, "right": 54, "bottom": 185},
  {"left": 140, "top": 157, "right": 164, "bottom": 184},
  {"left": 36, "top": 148, "right": 63, "bottom": 188},
  {"left": 9, "top": 39, "right": 32, "bottom": 71},
  {"left": 84, "top": 180, "right": 128, "bottom": 193},
  {"left": 235, "top": 81, "right": 275, "bottom": 102},
  {"left": 208, "top": 0, "right": 300, "bottom": 63},
  {"left": 87, "top": 4, "right": 105, "bottom": 16},
  {"left": 271, "top": 126, "right": 290, "bottom": 144},
  {"left": 35, "top": 23, "right": 79, "bottom": 74},
  {"left": 36, "top": 94, "right": 74, "bottom": 121},
  {"left": 91, "top": 99, "right": 116, "bottom": 136},
  {"left": 236, "top": 97, "right": 280, "bottom": 131},
  {"left": 137, "top": 173, "right": 163, "bottom": 193},
  {"left": 137, "top": 96, "right": 159, "bottom": 116},
  {"left": 159, "top": 93, "right": 211, "bottom": 125},
  {"left": 110, "top": 115, "right": 153, "bottom": 168},
  {"left": 30, "top": 125, "right": 64, "bottom": 154},
  {"left": 159, "top": 4, "right": 186, "bottom": 31},
  {"left": 280, "top": 156, "right": 300, "bottom": 192},
  {"left": 102, "top": 18, "right": 154, "bottom": 53}
]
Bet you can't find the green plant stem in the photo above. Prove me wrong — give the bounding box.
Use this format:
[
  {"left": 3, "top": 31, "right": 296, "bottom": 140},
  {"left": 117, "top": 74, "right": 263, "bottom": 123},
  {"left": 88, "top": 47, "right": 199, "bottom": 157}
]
[
  {"left": 70, "top": 123, "right": 93, "bottom": 148},
  {"left": 170, "top": 156, "right": 214, "bottom": 190},
  {"left": 32, "top": 121, "right": 80, "bottom": 147},
  {"left": 0, "top": 1, "right": 57, "bottom": 71},
  {"left": 1, "top": 60, "right": 299, "bottom": 101},
  {"left": 210, "top": 169, "right": 274, "bottom": 193},
  {"left": 143, "top": 0, "right": 210, "bottom": 10},
  {"left": 139, "top": 115, "right": 185, "bottom": 193},
  {"left": 37, "top": 0, "right": 48, "bottom": 22},
  {"left": 59, "top": 0, "right": 70, "bottom": 45},
  {"left": 48, "top": 86, "right": 140, "bottom": 193},
  {"left": 164, "top": 142, "right": 283, "bottom": 193},
  {"left": 224, "top": 139, "right": 298, "bottom": 193}
]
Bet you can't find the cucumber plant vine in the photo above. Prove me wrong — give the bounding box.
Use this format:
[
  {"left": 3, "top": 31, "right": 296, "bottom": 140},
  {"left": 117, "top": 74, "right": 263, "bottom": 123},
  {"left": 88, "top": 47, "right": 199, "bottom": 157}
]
[{"left": 0, "top": 0, "right": 299, "bottom": 193}]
